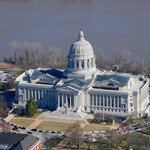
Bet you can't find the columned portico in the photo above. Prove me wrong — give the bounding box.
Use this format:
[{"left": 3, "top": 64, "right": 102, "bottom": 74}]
[{"left": 57, "top": 93, "right": 77, "bottom": 111}]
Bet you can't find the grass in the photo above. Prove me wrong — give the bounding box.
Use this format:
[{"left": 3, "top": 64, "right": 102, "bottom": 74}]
[
  {"left": 138, "top": 127, "right": 150, "bottom": 135},
  {"left": 10, "top": 118, "right": 34, "bottom": 127},
  {"left": 36, "top": 121, "right": 72, "bottom": 131},
  {"left": 70, "top": 140, "right": 116, "bottom": 150},
  {"left": 83, "top": 123, "right": 111, "bottom": 132},
  {"left": 71, "top": 142, "right": 97, "bottom": 150},
  {"left": 25, "top": 111, "right": 42, "bottom": 119},
  {"left": 14, "top": 111, "right": 42, "bottom": 119},
  {"left": 127, "top": 118, "right": 143, "bottom": 126}
]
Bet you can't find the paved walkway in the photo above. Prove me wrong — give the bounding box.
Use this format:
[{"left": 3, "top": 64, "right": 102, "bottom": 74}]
[
  {"left": 28, "top": 112, "right": 44, "bottom": 129},
  {"left": 4, "top": 114, "right": 15, "bottom": 122}
]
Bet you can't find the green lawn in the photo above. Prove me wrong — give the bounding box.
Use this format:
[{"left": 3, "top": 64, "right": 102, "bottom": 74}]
[
  {"left": 36, "top": 121, "right": 72, "bottom": 131},
  {"left": 14, "top": 111, "right": 42, "bottom": 119},
  {"left": 138, "top": 127, "right": 150, "bottom": 135},
  {"left": 25, "top": 111, "right": 42, "bottom": 119},
  {"left": 83, "top": 124, "right": 110, "bottom": 132},
  {"left": 70, "top": 141, "right": 116, "bottom": 150},
  {"left": 10, "top": 118, "right": 34, "bottom": 127},
  {"left": 71, "top": 142, "right": 97, "bottom": 150},
  {"left": 127, "top": 118, "right": 143, "bottom": 126}
]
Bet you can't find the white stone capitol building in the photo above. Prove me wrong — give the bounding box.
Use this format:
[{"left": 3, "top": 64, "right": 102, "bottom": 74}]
[{"left": 16, "top": 31, "right": 150, "bottom": 118}]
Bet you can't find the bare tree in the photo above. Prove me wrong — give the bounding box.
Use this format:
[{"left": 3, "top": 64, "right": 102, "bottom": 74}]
[
  {"left": 47, "top": 47, "right": 66, "bottom": 69},
  {"left": 112, "top": 50, "right": 141, "bottom": 73},
  {"left": 112, "top": 52, "right": 123, "bottom": 67},
  {"left": 30, "top": 42, "right": 43, "bottom": 68},
  {"left": 22, "top": 41, "right": 31, "bottom": 67},
  {"left": 145, "top": 62, "right": 150, "bottom": 77},
  {"left": 67, "top": 121, "right": 83, "bottom": 149},
  {"left": 0, "top": 95, "right": 8, "bottom": 118},
  {"left": 96, "top": 48, "right": 106, "bottom": 69},
  {"left": 9, "top": 41, "right": 20, "bottom": 64}
]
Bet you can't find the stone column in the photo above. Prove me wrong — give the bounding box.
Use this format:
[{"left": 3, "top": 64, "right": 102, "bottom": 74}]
[
  {"left": 89, "top": 59, "right": 91, "bottom": 68},
  {"left": 96, "top": 94, "right": 97, "bottom": 107},
  {"left": 70, "top": 94, "right": 72, "bottom": 108},
  {"left": 76, "top": 95, "right": 78, "bottom": 107},
  {"left": 72, "top": 95, "right": 74, "bottom": 107},
  {"left": 31, "top": 89, "right": 33, "bottom": 98},
  {"left": 79, "top": 60, "right": 82, "bottom": 69},
  {"left": 35, "top": 89, "right": 37, "bottom": 100},
  {"left": 58, "top": 94, "right": 60, "bottom": 110},
  {"left": 36, "top": 89, "right": 38, "bottom": 100},
  {"left": 24, "top": 88, "right": 26, "bottom": 100},
  {"left": 91, "top": 59, "right": 93, "bottom": 67},
  {"left": 26, "top": 89, "right": 28, "bottom": 100},
  {"left": 106, "top": 96, "right": 108, "bottom": 107},
  {"left": 74, "top": 95, "right": 75, "bottom": 109},
  {"left": 99, "top": 95, "right": 101, "bottom": 107},
  {"left": 93, "top": 57, "right": 96, "bottom": 67},
  {"left": 110, "top": 96, "right": 113, "bottom": 107},
  {"left": 38, "top": 90, "right": 40, "bottom": 100},
  {"left": 91, "top": 94, "right": 93, "bottom": 106},
  {"left": 74, "top": 60, "right": 76, "bottom": 69},
  {"left": 102, "top": 95, "right": 104, "bottom": 107},
  {"left": 84, "top": 60, "right": 87, "bottom": 69},
  {"left": 62, "top": 94, "right": 64, "bottom": 107},
  {"left": 116, "top": 96, "right": 118, "bottom": 108}
]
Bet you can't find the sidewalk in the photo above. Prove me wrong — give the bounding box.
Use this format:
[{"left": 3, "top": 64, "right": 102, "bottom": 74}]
[
  {"left": 4, "top": 114, "right": 15, "bottom": 122},
  {"left": 28, "top": 112, "right": 44, "bottom": 129}
]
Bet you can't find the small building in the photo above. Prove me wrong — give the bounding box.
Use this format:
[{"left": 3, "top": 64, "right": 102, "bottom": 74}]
[
  {"left": 0, "top": 132, "right": 40, "bottom": 150},
  {"left": 15, "top": 30, "right": 150, "bottom": 118}
]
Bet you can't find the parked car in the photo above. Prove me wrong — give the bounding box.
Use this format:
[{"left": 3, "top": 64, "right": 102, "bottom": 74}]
[{"left": 31, "top": 129, "right": 37, "bottom": 132}]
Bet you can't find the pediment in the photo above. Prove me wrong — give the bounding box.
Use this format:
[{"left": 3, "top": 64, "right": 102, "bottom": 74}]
[
  {"left": 100, "top": 79, "right": 119, "bottom": 87},
  {"left": 39, "top": 73, "right": 57, "bottom": 79},
  {"left": 57, "top": 85, "right": 81, "bottom": 93}
]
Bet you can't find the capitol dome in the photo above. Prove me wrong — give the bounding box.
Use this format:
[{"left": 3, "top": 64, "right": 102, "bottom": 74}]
[
  {"left": 69, "top": 30, "right": 94, "bottom": 59},
  {"left": 64, "top": 30, "right": 97, "bottom": 79}
]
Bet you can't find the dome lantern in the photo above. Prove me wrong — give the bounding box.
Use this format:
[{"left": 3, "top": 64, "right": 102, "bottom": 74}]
[{"left": 78, "top": 30, "right": 84, "bottom": 40}]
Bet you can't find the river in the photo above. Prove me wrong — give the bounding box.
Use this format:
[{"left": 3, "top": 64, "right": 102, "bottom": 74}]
[{"left": 0, "top": 0, "right": 150, "bottom": 62}]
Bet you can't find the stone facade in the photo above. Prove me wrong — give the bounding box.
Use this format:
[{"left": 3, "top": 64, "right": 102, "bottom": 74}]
[{"left": 15, "top": 31, "right": 150, "bottom": 118}]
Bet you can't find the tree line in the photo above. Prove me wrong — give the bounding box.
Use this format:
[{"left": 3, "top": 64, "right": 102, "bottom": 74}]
[
  {"left": 4, "top": 41, "right": 150, "bottom": 76},
  {"left": 5, "top": 41, "right": 66, "bottom": 70},
  {"left": 43, "top": 121, "right": 150, "bottom": 150}
]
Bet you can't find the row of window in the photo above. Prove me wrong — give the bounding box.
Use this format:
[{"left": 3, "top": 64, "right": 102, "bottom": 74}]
[
  {"left": 90, "top": 94, "right": 126, "bottom": 109},
  {"left": 20, "top": 88, "right": 53, "bottom": 100},
  {"left": 90, "top": 107, "right": 127, "bottom": 113},
  {"left": 68, "top": 58, "right": 95, "bottom": 69},
  {"left": 40, "top": 78, "right": 54, "bottom": 83}
]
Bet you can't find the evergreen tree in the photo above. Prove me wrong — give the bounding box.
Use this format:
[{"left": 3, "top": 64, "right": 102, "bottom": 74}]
[{"left": 26, "top": 97, "right": 38, "bottom": 116}]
